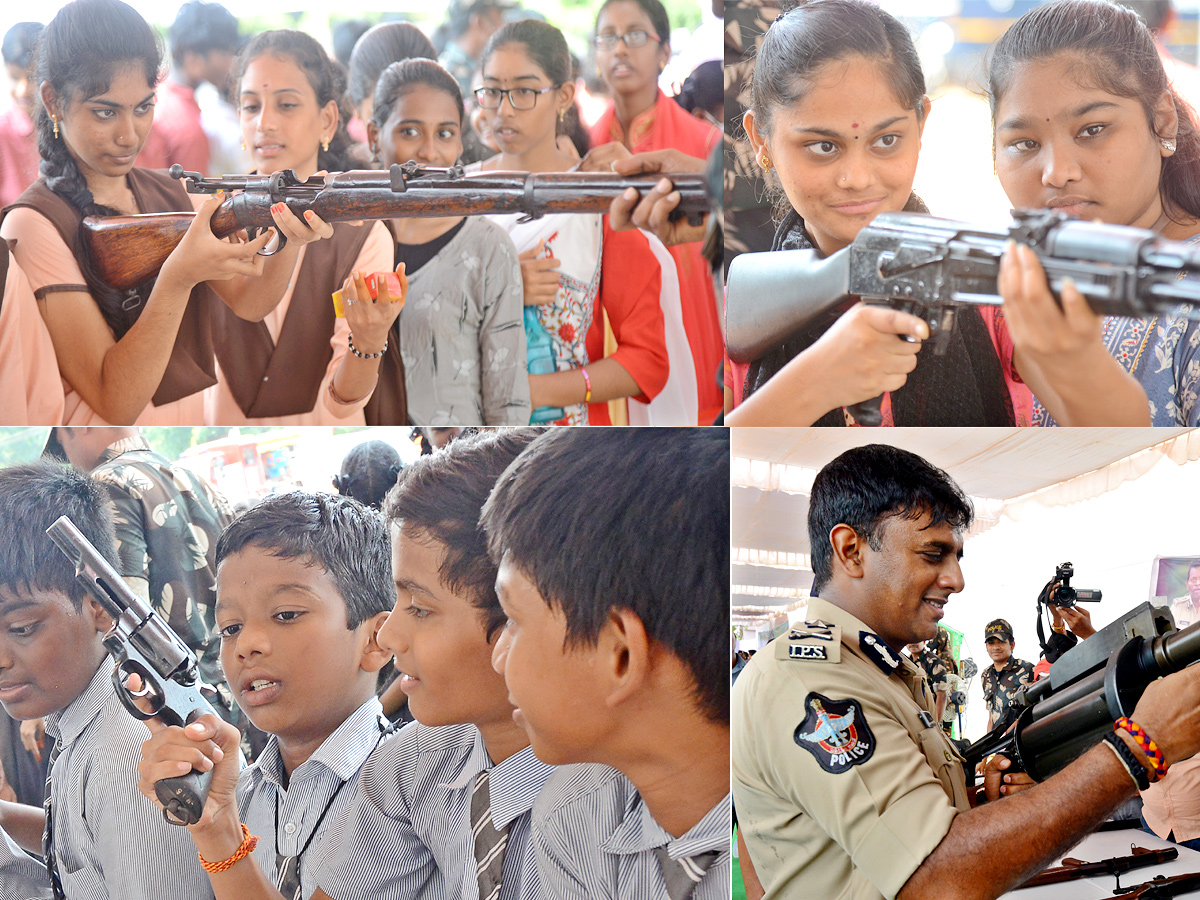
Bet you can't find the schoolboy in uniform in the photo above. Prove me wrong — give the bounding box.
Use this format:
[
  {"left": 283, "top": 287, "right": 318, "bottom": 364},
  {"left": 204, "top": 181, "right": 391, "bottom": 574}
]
[
  {"left": 310, "top": 428, "right": 554, "bottom": 900},
  {"left": 482, "top": 428, "right": 731, "bottom": 900},
  {"left": 136, "top": 492, "right": 394, "bottom": 900},
  {"left": 0, "top": 824, "right": 50, "bottom": 900},
  {"left": 0, "top": 461, "right": 212, "bottom": 900}
]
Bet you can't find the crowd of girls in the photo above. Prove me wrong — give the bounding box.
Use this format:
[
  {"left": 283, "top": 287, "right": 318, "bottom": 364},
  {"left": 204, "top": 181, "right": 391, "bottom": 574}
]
[
  {"left": 726, "top": 0, "right": 1200, "bottom": 428},
  {"left": 0, "top": 0, "right": 721, "bottom": 427}
]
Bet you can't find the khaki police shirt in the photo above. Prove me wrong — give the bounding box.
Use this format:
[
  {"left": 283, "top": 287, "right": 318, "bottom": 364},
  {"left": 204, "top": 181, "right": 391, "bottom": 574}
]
[
  {"left": 1170, "top": 594, "right": 1199, "bottom": 630},
  {"left": 732, "top": 597, "right": 970, "bottom": 900}
]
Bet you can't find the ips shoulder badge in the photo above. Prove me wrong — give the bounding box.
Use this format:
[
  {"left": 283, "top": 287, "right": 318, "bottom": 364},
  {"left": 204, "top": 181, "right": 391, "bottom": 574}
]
[
  {"left": 793, "top": 691, "right": 876, "bottom": 774},
  {"left": 776, "top": 620, "right": 841, "bottom": 664}
]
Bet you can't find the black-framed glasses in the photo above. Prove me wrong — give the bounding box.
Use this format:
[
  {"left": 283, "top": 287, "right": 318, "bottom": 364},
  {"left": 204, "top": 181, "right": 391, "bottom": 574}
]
[
  {"left": 473, "top": 85, "right": 557, "bottom": 110},
  {"left": 594, "top": 30, "right": 662, "bottom": 51}
]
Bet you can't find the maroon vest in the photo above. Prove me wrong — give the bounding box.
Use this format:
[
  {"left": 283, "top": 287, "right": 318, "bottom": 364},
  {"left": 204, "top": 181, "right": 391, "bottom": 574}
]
[
  {"left": 3, "top": 168, "right": 217, "bottom": 406},
  {"left": 210, "top": 223, "right": 387, "bottom": 419}
]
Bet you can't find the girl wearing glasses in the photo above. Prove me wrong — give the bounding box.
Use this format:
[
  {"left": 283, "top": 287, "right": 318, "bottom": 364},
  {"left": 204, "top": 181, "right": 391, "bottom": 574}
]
[
  {"left": 474, "top": 19, "right": 679, "bottom": 425},
  {"left": 589, "top": 0, "right": 722, "bottom": 424}
]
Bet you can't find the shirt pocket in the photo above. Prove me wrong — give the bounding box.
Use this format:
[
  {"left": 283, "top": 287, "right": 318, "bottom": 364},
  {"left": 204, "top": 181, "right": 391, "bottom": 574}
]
[{"left": 917, "top": 726, "right": 970, "bottom": 810}]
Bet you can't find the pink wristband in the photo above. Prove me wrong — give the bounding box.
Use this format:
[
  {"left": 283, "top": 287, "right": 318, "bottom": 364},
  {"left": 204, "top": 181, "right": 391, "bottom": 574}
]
[{"left": 581, "top": 367, "right": 592, "bottom": 403}]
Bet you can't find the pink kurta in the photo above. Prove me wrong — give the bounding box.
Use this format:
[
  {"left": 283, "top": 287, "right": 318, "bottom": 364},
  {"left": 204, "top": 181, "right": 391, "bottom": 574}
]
[{"left": 0, "top": 256, "right": 64, "bottom": 424}]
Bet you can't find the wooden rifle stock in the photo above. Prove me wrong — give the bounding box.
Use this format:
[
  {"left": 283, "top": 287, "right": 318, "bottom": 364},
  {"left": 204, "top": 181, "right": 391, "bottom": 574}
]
[
  {"left": 82, "top": 165, "right": 711, "bottom": 291},
  {"left": 1017, "top": 846, "right": 1178, "bottom": 889}
]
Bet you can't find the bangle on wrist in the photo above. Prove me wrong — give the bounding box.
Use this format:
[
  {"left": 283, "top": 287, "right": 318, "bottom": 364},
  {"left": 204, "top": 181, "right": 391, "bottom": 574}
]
[
  {"left": 198, "top": 822, "right": 258, "bottom": 874},
  {"left": 1115, "top": 717, "right": 1168, "bottom": 782},
  {"left": 349, "top": 335, "right": 387, "bottom": 359},
  {"left": 580, "top": 367, "right": 592, "bottom": 403},
  {"left": 327, "top": 378, "right": 373, "bottom": 407}
]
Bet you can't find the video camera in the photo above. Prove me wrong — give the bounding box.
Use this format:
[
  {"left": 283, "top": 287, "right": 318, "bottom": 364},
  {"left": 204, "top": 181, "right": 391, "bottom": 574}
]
[{"left": 1044, "top": 562, "right": 1102, "bottom": 608}]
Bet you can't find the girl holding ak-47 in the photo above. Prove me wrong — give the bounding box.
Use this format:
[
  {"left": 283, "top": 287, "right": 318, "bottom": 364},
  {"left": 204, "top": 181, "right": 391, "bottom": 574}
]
[
  {"left": 727, "top": 0, "right": 1150, "bottom": 427},
  {"left": 988, "top": 0, "right": 1200, "bottom": 427},
  {"left": 0, "top": 0, "right": 283, "bottom": 426}
]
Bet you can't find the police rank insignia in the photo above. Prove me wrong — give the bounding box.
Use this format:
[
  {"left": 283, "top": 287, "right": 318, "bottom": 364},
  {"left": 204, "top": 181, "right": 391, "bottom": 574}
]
[{"left": 794, "top": 692, "right": 876, "bottom": 773}]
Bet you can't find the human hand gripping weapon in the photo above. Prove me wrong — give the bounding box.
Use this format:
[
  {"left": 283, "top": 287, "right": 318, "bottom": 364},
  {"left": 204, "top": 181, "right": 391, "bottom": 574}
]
[
  {"left": 725, "top": 209, "right": 1200, "bottom": 425},
  {"left": 46, "top": 515, "right": 215, "bottom": 826},
  {"left": 80, "top": 163, "right": 710, "bottom": 292},
  {"left": 963, "top": 601, "right": 1200, "bottom": 787}
]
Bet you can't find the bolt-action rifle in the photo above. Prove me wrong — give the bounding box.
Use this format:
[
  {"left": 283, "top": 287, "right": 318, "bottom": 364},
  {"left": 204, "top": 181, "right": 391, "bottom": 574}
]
[
  {"left": 80, "top": 163, "right": 710, "bottom": 292},
  {"left": 1017, "top": 845, "right": 1178, "bottom": 890},
  {"left": 725, "top": 209, "right": 1200, "bottom": 424}
]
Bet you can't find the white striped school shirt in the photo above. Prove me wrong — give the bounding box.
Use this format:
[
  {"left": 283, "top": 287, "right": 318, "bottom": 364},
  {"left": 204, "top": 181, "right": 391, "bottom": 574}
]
[
  {"left": 0, "top": 824, "right": 50, "bottom": 900},
  {"left": 237, "top": 696, "right": 387, "bottom": 900},
  {"left": 531, "top": 764, "right": 733, "bottom": 900},
  {"left": 314, "top": 722, "right": 554, "bottom": 900},
  {"left": 43, "top": 663, "right": 214, "bottom": 900}
]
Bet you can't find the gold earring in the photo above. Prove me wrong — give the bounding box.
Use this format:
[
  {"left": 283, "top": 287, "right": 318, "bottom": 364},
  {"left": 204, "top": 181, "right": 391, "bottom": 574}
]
[
  {"left": 52, "top": 116, "right": 59, "bottom": 139},
  {"left": 241, "top": 139, "right": 246, "bottom": 151},
  {"left": 322, "top": 138, "right": 330, "bottom": 152},
  {"left": 760, "top": 154, "right": 771, "bottom": 170},
  {"left": 558, "top": 109, "right": 566, "bottom": 123}
]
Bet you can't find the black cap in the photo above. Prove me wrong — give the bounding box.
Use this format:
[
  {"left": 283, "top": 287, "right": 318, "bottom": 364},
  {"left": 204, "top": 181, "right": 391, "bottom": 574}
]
[{"left": 985, "top": 618, "right": 1014, "bottom": 643}]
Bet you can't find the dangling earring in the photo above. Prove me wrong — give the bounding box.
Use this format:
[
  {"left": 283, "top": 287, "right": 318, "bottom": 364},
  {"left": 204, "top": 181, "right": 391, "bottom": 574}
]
[
  {"left": 241, "top": 139, "right": 246, "bottom": 151},
  {"left": 52, "top": 116, "right": 59, "bottom": 139},
  {"left": 760, "top": 154, "right": 772, "bottom": 170},
  {"left": 321, "top": 138, "right": 330, "bottom": 152},
  {"left": 558, "top": 108, "right": 566, "bottom": 124}
]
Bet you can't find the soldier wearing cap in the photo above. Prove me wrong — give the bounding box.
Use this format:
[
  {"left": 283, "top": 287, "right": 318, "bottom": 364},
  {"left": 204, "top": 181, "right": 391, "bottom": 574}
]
[
  {"left": 732, "top": 443, "right": 1200, "bottom": 900},
  {"left": 981, "top": 618, "right": 1035, "bottom": 731}
]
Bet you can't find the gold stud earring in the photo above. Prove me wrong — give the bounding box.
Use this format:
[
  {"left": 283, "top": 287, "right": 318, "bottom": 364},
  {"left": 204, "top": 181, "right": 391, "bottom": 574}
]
[
  {"left": 52, "top": 116, "right": 59, "bottom": 139},
  {"left": 760, "top": 154, "right": 771, "bottom": 170}
]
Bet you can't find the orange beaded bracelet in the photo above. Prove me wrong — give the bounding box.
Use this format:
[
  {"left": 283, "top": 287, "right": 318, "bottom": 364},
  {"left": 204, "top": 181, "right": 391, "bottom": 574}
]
[
  {"left": 198, "top": 823, "right": 259, "bottom": 874},
  {"left": 1115, "top": 716, "right": 1169, "bottom": 783}
]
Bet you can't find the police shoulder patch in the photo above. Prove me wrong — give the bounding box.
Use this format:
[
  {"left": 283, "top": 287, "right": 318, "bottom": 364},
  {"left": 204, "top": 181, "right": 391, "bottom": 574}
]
[
  {"left": 793, "top": 692, "right": 876, "bottom": 774},
  {"left": 775, "top": 621, "right": 841, "bottom": 663}
]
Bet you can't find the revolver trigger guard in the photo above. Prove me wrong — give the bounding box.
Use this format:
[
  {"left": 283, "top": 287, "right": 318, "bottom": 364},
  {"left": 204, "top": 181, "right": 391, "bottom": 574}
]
[{"left": 111, "top": 659, "right": 163, "bottom": 721}]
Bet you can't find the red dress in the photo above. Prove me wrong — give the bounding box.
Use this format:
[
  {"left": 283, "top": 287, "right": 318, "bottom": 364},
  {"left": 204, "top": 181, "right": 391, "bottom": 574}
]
[{"left": 590, "top": 90, "right": 721, "bottom": 424}]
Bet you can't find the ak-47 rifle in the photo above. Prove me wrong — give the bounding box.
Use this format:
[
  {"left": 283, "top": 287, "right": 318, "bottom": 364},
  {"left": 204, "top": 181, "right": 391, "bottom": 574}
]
[
  {"left": 1016, "top": 846, "right": 1178, "bottom": 890},
  {"left": 724, "top": 209, "right": 1200, "bottom": 425},
  {"left": 82, "top": 162, "right": 711, "bottom": 291}
]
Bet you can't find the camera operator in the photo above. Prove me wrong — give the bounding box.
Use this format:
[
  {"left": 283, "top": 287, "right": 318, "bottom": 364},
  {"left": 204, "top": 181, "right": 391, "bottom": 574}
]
[
  {"left": 981, "top": 619, "right": 1035, "bottom": 731},
  {"left": 1033, "top": 605, "right": 1096, "bottom": 679}
]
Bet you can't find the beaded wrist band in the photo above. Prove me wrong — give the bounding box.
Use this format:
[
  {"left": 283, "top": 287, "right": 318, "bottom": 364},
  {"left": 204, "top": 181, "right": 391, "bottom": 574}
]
[
  {"left": 349, "top": 336, "right": 387, "bottom": 360},
  {"left": 1115, "top": 717, "right": 1168, "bottom": 782},
  {"left": 198, "top": 823, "right": 258, "bottom": 874},
  {"left": 1103, "top": 732, "right": 1150, "bottom": 791},
  {"left": 581, "top": 367, "right": 592, "bottom": 403}
]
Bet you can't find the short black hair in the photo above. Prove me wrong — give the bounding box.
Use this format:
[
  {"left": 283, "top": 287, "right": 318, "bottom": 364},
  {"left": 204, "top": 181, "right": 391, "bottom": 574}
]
[
  {"left": 808, "top": 444, "right": 973, "bottom": 595},
  {"left": 170, "top": 1, "right": 238, "bottom": 68},
  {"left": 383, "top": 428, "right": 541, "bottom": 642},
  {"left": 481, "top": 429, "right": 730, "bottom": 725},
  {"left": 2, "top": 22, "right": 43, "bottom": 69},
  {"left": 215, "top": 492, "right": 392, "bottom": 629},
  {"left": 333, "top": 440, "right": 403, "bottom": 511},
  {"left": 0, "top": 461, "right": 118, "bottom": 611}
]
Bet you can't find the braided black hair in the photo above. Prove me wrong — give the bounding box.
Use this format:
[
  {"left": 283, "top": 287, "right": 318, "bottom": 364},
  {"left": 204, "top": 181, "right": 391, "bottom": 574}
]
[{"left": 35, "top": 0, "right": 164, "bottom": 339}]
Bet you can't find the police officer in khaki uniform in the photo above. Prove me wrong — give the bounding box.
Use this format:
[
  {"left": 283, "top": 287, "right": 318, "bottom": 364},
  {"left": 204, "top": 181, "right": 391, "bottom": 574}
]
[{"left": 732, "top": 443, "right": 1200, "bottom": 900}]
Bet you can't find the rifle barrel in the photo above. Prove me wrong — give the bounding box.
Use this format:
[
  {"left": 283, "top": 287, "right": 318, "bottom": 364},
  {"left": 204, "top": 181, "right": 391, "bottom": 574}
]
[{"left": 83, "top": 170, "right": 711, "bottom": 291}]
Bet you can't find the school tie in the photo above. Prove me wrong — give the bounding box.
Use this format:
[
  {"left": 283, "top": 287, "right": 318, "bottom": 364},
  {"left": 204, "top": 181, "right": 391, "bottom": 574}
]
[
  {"left": 652, "top": 846, "right": 720, "bottom": 900},
  {"left": 470, "top": 769, "right": 510, "bottom": 900},
  {"left": 42, "top": 741, "right": 65, "bottom": 900}
]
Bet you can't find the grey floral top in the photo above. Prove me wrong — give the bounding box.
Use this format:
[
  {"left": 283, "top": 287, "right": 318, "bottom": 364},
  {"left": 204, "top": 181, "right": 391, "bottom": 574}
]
[{"left": 399, "top": 216, "right": 531, "bottom": 425}]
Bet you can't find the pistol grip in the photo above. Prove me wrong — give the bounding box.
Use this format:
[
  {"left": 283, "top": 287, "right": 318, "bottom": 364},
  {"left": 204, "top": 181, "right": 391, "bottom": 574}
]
[
  {"left": 847, "top": 395, "right": 884, "bottom": 427},
  {"left": 155, "top": 707, "right": 214, "bottom": 826},
  {"left": 156, "top": 766, "right": 213, "bottom": 826}
]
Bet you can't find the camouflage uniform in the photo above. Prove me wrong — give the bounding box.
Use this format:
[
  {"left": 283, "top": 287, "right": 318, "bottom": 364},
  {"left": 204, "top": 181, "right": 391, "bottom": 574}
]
[
  {"left": 724, "top": 0, "right": 780, "bottom": 276},
  {"left": 90, "top": 435, "right": 237, "bottom": 721},
  {"left": 981, "top": 657, "right": 1036, "bottom": 731}
]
